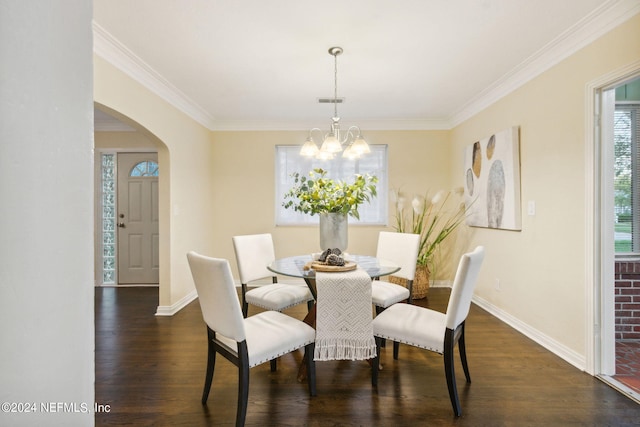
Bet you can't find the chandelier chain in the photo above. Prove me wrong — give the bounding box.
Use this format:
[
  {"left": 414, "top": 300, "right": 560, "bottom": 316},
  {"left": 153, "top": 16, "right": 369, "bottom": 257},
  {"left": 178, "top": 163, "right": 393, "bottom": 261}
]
[{"left": 333, "top": 51, "right": 338, "bottom": 119}]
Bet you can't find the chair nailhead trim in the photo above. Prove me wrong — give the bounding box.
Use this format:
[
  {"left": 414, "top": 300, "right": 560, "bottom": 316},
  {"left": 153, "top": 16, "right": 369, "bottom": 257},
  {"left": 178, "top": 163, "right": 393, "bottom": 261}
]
[
  {"left": 374, "top": 334, "right": 443, "bottom": 354},
  {"left": 250, "top": 339, "right": 315, "bottom": 368}
]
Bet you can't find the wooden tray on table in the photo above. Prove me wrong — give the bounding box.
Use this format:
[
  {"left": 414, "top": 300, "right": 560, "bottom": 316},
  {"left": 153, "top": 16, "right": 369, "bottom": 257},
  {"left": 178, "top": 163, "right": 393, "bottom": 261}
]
[{"left": 304, "top": 261, "right": 357, "bottom": 272}]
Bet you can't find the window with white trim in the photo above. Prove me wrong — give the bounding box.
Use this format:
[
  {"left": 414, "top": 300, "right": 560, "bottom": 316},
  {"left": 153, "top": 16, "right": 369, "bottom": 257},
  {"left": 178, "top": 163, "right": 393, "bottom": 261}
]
[
  {"left": 614, "top": 104, "right": 640, "bottom": 253},
  {"left": 275, "top": 145, "right": 388, "bottom": 225}
]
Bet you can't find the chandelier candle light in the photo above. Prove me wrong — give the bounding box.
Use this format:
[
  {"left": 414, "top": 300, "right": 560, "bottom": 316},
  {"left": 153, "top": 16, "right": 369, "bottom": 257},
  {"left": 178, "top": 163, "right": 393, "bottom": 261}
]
[{"left": 300, "top": 47, "right": 371, "bottom": 160}]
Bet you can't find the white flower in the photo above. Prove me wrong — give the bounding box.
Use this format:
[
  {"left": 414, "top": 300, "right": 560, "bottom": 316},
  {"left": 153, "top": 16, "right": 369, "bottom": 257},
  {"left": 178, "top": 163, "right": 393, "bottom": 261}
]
[
  {"left": 431, "top": 190, "right": 446, "bottom": 205},
  {"left": 411, "top": 196, "right": 424, "bottom": 214}
]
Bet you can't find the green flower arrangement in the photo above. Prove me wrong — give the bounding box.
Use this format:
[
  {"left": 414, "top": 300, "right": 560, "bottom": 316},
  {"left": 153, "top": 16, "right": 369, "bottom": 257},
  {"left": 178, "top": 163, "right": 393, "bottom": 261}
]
[{"left": 283, "top": 168, "right": 378, "bottom": 220}]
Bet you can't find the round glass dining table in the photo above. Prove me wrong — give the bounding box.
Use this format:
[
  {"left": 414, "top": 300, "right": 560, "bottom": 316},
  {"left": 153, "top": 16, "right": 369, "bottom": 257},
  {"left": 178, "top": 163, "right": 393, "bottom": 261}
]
[{"left": 267, "top": 254, "right": 400, "bottom": 300}]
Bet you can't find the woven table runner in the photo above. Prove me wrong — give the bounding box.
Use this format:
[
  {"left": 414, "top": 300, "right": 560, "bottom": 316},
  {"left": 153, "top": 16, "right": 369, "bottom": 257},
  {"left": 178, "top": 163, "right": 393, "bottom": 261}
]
[{"left": 314, "top": 268, "right": 376, "bottom": 361}]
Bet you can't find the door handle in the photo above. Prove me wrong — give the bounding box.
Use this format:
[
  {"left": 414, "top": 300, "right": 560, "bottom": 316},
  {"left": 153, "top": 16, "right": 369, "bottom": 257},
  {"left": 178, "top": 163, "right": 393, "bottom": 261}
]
[{"left": 118, "top": 222, "right": 126, "bottom": 228}]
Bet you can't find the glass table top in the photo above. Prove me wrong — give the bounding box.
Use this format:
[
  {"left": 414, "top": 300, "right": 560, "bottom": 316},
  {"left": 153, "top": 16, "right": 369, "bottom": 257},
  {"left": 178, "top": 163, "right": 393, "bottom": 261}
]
[{"left": 268, "top": 254, "right": 400, "bottom": 281}]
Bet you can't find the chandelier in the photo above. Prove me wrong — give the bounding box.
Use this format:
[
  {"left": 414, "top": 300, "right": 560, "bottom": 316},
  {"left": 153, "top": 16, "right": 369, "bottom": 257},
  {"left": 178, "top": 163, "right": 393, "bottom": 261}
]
[{"left": 300, "top": 47, "right": 370, "bottom": 160}]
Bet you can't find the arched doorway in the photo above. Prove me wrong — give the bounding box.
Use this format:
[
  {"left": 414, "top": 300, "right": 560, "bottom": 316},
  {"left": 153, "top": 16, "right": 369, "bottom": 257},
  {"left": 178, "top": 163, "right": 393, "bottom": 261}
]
[{"left": 94, "top": 104, "right": 168, "bottom": 297}]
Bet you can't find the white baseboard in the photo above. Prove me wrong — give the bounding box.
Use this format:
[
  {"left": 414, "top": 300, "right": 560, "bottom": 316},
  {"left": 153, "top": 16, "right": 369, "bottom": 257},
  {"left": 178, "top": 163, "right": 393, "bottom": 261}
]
[
  {"left": 471, "top": 294, "right": 586, "bottom": 371},
  {"left": 431, "top": 282, "right": 586, "bottom": 371},
  {"left": 155, "top": 289, "right": 198, "bottom": 316}
]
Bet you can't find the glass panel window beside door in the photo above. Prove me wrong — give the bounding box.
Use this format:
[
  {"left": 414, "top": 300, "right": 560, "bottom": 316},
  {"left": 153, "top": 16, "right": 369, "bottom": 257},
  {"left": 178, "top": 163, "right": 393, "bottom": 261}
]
[{"left": 101, "top": 153, "right": 116, "bottom": 284}]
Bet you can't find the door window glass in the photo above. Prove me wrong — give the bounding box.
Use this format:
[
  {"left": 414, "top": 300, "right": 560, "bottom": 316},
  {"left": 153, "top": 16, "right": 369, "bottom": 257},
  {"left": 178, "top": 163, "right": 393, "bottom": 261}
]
[{"left": 130, "top": 161, "right": 159, "bottom": 177}]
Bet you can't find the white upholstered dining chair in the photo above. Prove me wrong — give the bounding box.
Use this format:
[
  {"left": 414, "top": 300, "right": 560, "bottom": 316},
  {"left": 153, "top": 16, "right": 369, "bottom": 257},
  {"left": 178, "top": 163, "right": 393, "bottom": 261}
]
[
  {"left": 232, "top": 233, "right": 313, "bottom": 318},
  {"left": 371, "top": 231, "right": 421, "bottom": 311},
  {"left": 187, "top": 251, "right": 317, "bottom": 427},
  {"left": 371, "top": 246, "right": 485, "bottom": 417}
]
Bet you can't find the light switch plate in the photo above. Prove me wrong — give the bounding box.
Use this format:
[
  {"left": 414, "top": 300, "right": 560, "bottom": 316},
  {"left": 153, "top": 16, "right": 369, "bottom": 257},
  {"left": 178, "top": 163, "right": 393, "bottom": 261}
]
[{"left": 527, "top": 200, "right": 536, "bottom": 216}]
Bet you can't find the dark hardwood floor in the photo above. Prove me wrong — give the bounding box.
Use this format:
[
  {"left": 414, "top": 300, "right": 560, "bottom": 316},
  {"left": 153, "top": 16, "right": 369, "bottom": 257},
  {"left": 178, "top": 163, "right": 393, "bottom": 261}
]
[{"left": 95, "top": 286, "right": 640, "bottom": 426}]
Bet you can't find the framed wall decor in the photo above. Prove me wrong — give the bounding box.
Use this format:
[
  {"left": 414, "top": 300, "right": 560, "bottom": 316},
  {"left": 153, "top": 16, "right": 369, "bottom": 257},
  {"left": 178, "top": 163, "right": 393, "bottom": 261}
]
[{"left": 463, "top": 126, "right": 521, "bottom": 231}]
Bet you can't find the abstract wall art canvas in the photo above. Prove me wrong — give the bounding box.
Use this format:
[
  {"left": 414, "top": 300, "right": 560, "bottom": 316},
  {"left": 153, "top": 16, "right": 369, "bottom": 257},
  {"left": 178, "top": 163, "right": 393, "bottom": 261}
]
[{"left": 463, "top": 126, "right": 521, "bottom": 231}]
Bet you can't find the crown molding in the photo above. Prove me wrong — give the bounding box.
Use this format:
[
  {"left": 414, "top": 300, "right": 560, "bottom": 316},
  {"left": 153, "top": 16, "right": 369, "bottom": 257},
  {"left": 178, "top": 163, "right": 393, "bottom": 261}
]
[
  {"left": 349, "top": 119, "right": 452, "bottom": 131},
  {"left": 93, "top": 0, "right": 640, "bottom": 132},
  {"left": 448, "top": 0, "right": 640, "bottom": 128},
  {"left": 93, "top": 22, "right": 216, "bottom": 130},
  {"left": 208, "top": 118, "right": 451, "bottom": 132}
]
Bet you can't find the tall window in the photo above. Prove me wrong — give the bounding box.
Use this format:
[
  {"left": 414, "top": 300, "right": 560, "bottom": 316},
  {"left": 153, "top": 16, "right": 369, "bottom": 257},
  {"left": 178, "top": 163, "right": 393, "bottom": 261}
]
[
  {"left": 614, "top": 104, "right": 640, "bottom": 253},
  {"left": 275, "top": 145, "right": 388, "bottom": 225},
  {"left": 101, "top": 153, "right": 117, "bottom": 284}
]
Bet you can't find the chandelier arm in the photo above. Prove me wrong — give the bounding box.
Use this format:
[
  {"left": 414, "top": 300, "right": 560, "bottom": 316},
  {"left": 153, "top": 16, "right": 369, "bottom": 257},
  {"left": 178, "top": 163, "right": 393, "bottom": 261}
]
[
  {"left": 340, "top": 126, "right": 362, "bottom": 144},
  {"left": 307, "top": 127, "right": 323, "bottom": 138}
]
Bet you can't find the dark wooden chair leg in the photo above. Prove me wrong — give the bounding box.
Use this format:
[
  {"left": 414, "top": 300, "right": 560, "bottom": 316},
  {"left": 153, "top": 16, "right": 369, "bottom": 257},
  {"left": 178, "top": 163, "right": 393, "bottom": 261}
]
[
  {"left": 372, "top": 337, "right": 382, "bottom": 386},
  {"left": 391, "top": 279, "right": 414, "bottom": 360},
  {"left": 458, "top": 323, "right": 471, "bottom": 383},
  {"left": 241, "top": 283, "right": 249, "bottom": 318},
  {"left": 237, "top": 342, "right": 249, "bottom": 427},
  {"left": 307, "top": 299, "right": 314, "bottom": 312},
  {"left": 202, "top": 328, "right": 216, "bottom": 404},
  {"left": 393, "top": 341, "right": 400, "bottom": 360},
  {"left": 270, "top": 359, "right": 277, "bottom": 372},
  {"left": 305, "top": 343, "right": 317, "bottom": 396},
  {"left": 375, "top": 306, "right": 386, "bottom": 348},
  {"left": 444, "top": 329, "right": 462, "bottom": 417}
]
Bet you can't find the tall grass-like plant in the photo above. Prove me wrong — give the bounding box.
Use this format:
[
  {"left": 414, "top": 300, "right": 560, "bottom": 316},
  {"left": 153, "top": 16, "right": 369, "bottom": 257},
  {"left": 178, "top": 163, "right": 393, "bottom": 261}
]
[{"left": 393, "top": 188, "right": 468, "bottom": 268}]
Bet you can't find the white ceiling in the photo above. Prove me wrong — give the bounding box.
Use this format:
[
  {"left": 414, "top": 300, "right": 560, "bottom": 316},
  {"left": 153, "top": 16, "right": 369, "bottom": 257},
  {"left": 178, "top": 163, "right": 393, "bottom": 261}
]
[{"left": 93, "top": 0, "right": 640, "bottom": 131}]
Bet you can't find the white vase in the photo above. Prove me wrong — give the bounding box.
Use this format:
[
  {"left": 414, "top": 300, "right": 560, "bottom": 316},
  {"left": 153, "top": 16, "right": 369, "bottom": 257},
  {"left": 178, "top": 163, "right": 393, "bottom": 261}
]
[{"left": 319, "top": 212, "right": 348, "bottom": 251}]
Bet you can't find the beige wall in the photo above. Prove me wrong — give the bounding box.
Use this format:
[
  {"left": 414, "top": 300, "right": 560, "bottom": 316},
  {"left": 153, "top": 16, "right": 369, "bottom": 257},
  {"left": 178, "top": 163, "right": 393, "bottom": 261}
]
[
  {"left": 449, "top": 14, "right": 640, "bottom": 359},
  {"left": 95, "top": 130, "right": 158, "bottom": 149}
]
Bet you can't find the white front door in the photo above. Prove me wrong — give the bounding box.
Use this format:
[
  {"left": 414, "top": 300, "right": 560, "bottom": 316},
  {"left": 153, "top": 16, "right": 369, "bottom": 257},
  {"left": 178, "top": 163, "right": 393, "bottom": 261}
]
[{"left": 117, "top": 153, "right": 159, "bottom": 284}]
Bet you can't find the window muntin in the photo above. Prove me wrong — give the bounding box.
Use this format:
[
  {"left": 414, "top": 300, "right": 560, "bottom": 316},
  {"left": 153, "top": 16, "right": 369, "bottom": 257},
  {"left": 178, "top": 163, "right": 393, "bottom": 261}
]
[{"left": 275, "top": 145, "right": 388, "bottom": 226}]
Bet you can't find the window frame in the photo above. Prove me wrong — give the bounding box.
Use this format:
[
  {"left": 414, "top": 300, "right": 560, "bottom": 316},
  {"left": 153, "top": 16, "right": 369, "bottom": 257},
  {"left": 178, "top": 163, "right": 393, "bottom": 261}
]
[{"left": 614, "top": 103, "right": 640, "bottom": 256}]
